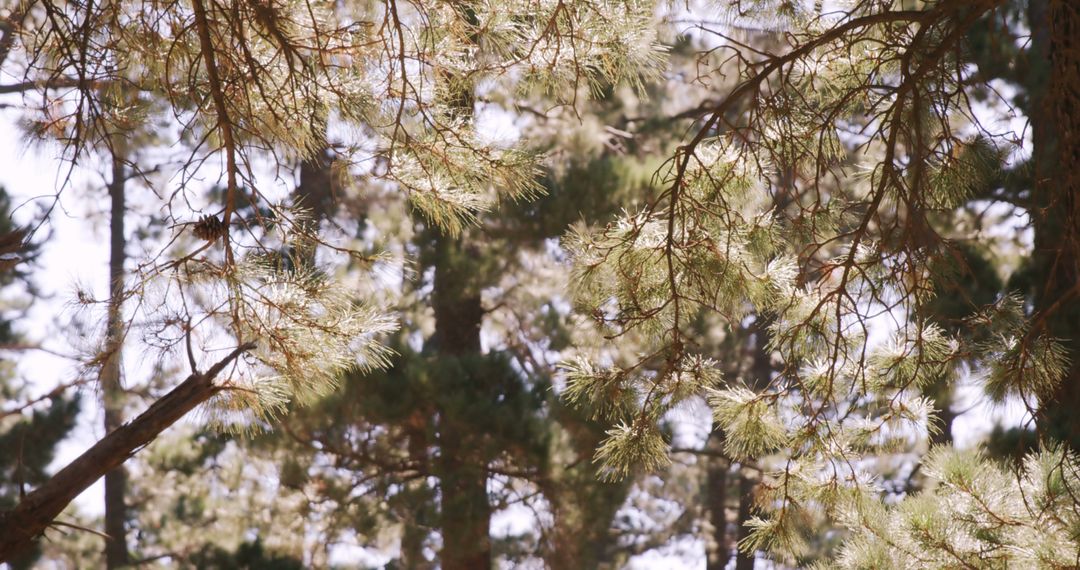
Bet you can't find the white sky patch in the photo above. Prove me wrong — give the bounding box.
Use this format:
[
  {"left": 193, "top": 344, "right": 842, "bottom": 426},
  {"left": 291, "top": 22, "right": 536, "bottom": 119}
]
[
  {"left": 626, "top": 536, "right": 706, "bottom": 569},
  {"left": 0, "top": 110, "right": 115, "bottom": 515},
  {"left": 491, "top": 502, "right": 538, "bottom": 538},
  {"left": 952, "top": 370, "right": 1033, "bottom": 449},
  {"left": 474, "top": 102, "right": 523, "bottom": 147}
]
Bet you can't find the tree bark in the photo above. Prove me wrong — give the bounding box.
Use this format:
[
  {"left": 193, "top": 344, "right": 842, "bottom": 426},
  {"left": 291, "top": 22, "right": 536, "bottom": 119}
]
[
  {"left": 734, "top": 325, "right": 770, "bottom": 570},
  {"left": 297, "top": 144, "right": 337, "bottom": 223},
  {"left": 436, "top": 429, "right": 490, "bottom": 570},
  {"left": 293, "top": 122, "right": 338, "bottom": 268},
  {"left": 542, "top": 414, "right": 628, "bottom": 570},
  {"left": 431, "top": 236, "right": 491, "bottom": 570},
  {"left": 705, "top": 431, "right": 731, "bottom": 570},
  {"left": 735, "top": 472, "right": 755, "bottom": 570},
  {"left": 103, "top": 149, "right": 128, "bottom": 568},
  {"left": 1030, "top": 0, "right": 1080, "bottom": 447},
  {"left": 0, "top": 342, "right": 254, "bottom": 563},
  {"left": 427, "top": 6, "right": 491, "bottom": 564}
]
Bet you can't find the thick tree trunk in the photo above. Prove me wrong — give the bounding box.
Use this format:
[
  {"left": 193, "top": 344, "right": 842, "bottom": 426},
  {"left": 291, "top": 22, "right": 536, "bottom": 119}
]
[
  {"left": 930, "top": 404, "right": 955, "bottom": 446},
  {"left": 431, "top": 236, "right": 491, "bottom": 570},
  {"left": 734, "top": 326, "right": 770, "bottom": 570},
  {"left": 427, "top": 7, "right": 492, "bottom": 560},
  {"left": 297, "top": 145, "right": 337, "bottom": 223},
  {"left": 103, "top": 150, "right": 128, "bottom": 568},
  {"left": 705, "top": 431, "right": 731, "bottom": 570},
  {"left": 1030, "top": 0, "right": 1080, "bottom": 447},
  {"left": 735, "top": 472, "right": 755, "bottom": 570},
  {"left": 540, "top": 400, "right": 629, "bottom": 570},
  {"left": 0, "top": 343, "right": 254, "bottom": 563},
  {"left": 293, "top": 124, "right": 338, "bottom": 267},
  {"left": 437, "top": 431, "right": 490, "bottom": 570},
  {"left": 928, "top": 378, "right": 956, "bottom": 446},
  {"left": 399, "top": 516, "right": 432, "bottom": 570}
]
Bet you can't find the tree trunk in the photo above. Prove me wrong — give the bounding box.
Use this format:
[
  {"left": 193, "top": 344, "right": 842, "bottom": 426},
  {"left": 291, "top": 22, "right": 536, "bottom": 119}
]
[
  {"left": 431, "top": 236, "right": 491, "bottom": 570},
  {"left": 0, "top": 343, "right": 254, "bottom": 563},
  {"left": 928, "top": 378, "right": 955, "bottom": 446},
  {"left": 399, "top": 515, "right": 432, "bottom": 570},
  {"left": 103, "top": 150, "right": 128, "bottom": 568},
  {"left": 735, "top": 471, "right": 755, "bottom": 570},
  {"left": 705, "top": 431, "right": 731, "bottom": 570},
  {"left": 437, "top": 429, "right": 490, "bottom": 570},
  {"left": 543, "top": 437, "right": 627, "bottom": 569},
  {"left": 427, "top": 6, "right": 491, "bottom": 563},
  {"left": 1030, "top": 0, "right": 1080, "bottom": 447},
  {"left": 734, "top": 325, "right": 770, "bottom": 570},
  {"left": 297, "top": 145, "right": 337, "bottom": 223}
]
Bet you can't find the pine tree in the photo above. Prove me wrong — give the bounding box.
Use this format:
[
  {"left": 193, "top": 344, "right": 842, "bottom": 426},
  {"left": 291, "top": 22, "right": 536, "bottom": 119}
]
[
  {"left": 562, "top": 0, "right": 1080, "bottom": 566},
  {"left": 0, "top": 0, "right": 662, "bottom": 558},
  {"left": 4, "top": 0, "right": 1079, "bottom": 566}
]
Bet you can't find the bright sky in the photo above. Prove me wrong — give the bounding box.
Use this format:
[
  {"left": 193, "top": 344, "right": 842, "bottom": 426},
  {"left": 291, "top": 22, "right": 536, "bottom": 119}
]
[{"left": 1, "top": 108, "right": 114, "bottom": 517}]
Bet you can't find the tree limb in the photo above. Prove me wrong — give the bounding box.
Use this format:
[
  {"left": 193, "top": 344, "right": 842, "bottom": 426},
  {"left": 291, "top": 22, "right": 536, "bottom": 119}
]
[{"left": 0, "top": 341, "right": 256, "bottom": 562}]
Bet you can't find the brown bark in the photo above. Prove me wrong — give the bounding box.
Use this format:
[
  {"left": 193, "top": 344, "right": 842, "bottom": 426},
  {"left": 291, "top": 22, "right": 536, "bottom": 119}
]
[
  {"left": 428, "top": 8, "right": 491, "bottom": 557},
  {"left": 542, "top": 455, "right": 625, "bottom": 569},
  {"left": 399, "top": 517, "right": 433, "bottom": 570},
  {"left": 735, "top": 472, "right": 756, "bottom": 570},
  {"left": 103, "top": 150, "right": 128, "bottom": 568},
  {"left": 930, "top": 402, "right": 956, "bottom": 446},
  {"left": 1030, "top": 0, "right": 1080, "bottom": 447},
  {"left": 705, "top": 432, "right": 731, "bottom": 570},
  {"left": 0, "top": 342, "right": 254, "bottom": 563},
  {"left": 436, "top": 432, "right": 490, "bottom": 570},
  {"left": 426, "top": 7, "right": 492, "bottom": 566},
  {"left": 431, "top": 236, "right": 491, "bottom": 570},
  {"left": 297, "top": 145, "right": 337, "bottom": 223},
  {"left": 734, "top": 326, "right": 770, "bottom": 570}
]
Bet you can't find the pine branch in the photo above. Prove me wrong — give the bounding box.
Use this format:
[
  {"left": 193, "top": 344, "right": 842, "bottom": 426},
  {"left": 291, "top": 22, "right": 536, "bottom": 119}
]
[{"left": 191, "top": 0, "right": 239, "bottom": 266}]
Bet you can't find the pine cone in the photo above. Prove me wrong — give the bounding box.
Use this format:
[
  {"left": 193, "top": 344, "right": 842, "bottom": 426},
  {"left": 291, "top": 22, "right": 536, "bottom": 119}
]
[{"left": 192, "top": 215, "right": 227, "bottom": 242}]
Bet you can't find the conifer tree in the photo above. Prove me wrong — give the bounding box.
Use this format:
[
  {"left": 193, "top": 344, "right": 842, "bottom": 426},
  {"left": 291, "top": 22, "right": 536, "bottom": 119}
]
[
  {"left": 0, "top": 0, "right": 661, "bottom": 558},
  {"left": 4, "top": 0, "right": 1080, "bottom": 566},
  {"left": 561, "top": 0, "right": 1080, "bottom": 566}
]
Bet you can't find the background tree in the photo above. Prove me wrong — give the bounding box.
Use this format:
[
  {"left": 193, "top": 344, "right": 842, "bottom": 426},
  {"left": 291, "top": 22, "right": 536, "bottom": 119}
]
[{"left": 0, "top": 187, "right": 80, "bottom": 569}]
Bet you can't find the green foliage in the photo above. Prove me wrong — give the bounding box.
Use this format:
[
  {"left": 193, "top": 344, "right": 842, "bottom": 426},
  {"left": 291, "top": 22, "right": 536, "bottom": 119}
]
[
  {"left": 709, "top": 385, "right": 787, "bottom": 460},
  {"left": 594, "top": 419, "right": 671, "bottom": 481},
  {"left": 835, "top": 447, "right": 1080, "bottom": 569},
  {"left": 189, "top": 538, "right": 304, "bottom": 570},
  {"left": 176, "top": 243, "right": 397, "bottom": 432},
  {"left": 8, "top": 0, "right": 1079, "bottom": 567},
  {"left": 0, "top": 396, "right": 80, "bottom": 511},
  {"left": 6, "top": 0, "right": 669, "bottom": 446},
  {"left": 558, "top": 1, "right": 1080, "bottom": 566},
  {"left": 560, "top": 358, "right": 636, "bottom": 422}
]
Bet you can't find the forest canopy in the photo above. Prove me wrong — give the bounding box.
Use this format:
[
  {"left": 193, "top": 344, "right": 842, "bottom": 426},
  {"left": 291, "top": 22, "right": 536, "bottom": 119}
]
[{"left": 0, "top": 0, "right": 1078, "bottom": 568}]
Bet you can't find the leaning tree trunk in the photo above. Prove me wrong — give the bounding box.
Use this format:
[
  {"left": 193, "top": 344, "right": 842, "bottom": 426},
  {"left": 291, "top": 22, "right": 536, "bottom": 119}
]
[
  {"left": 0, "top": 343, "right": 254, "bottom": 562},
  {"left": 102, "top": 148, "right": 129, "bottom": 569},
  {"left": 1030, "top": 0, "right": 1080, "bottom": 447}
]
